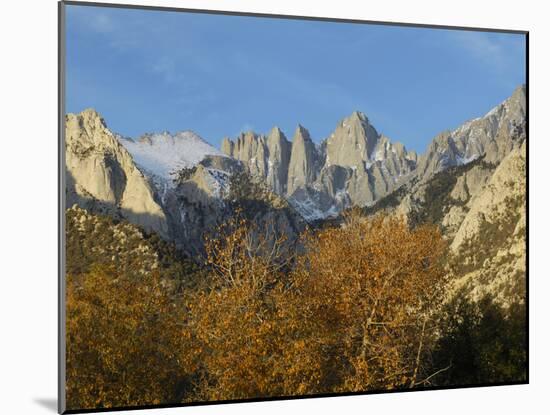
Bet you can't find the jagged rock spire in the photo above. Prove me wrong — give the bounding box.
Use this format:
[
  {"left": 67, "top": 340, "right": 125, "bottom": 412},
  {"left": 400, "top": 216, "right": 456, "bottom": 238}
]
[{"left": 287, "top": 125, "right": 318, "bottom": 196}]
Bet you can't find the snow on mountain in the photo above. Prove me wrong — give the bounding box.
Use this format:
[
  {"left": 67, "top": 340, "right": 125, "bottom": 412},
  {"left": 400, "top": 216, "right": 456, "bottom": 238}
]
[
  {"left": 416, "top": 85, "right": 526, "bottom": 180},
  {"left": 117, "top": 131, "right": 221, "bottom": 181}
]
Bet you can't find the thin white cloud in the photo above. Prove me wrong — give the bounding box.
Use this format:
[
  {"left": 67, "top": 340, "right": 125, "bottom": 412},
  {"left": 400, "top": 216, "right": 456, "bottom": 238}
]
[
  {"left": 89, "top": 13, "right": 115, "bottom": 34},
  {"left": 152, "top": 57, "right": 180, "bottom": 83},
  {"left": 449, "top": 31, "right": 506, "bottom": 67}
]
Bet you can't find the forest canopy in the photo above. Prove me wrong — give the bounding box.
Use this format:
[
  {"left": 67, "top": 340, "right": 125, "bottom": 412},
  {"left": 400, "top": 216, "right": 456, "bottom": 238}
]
[{"left": 65, "top": 211, "right": 526, "bottom": 410}]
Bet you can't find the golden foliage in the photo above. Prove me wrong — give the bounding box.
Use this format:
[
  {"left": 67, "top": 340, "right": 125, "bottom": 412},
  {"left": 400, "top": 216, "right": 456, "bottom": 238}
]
[
  {"left": 185, "top": 215, "right": 294, "bottom": 400},
  {"left": 285, "top": 214, "right": 448, "bottom": 392},
  {"left": 66, "top": 212, "right": 448, "bottom": 406},
  {"left": 65, "top": 266, "right": 192, "bottom": 409},
  {"left": 184, "top": 213, "right": 448, "bottom": 400}
]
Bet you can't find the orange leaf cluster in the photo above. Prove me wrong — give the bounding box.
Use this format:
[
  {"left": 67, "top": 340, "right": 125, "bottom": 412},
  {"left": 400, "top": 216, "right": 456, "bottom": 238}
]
[{"left": 66, "top": 212, "right": 448, "bottom": 408}]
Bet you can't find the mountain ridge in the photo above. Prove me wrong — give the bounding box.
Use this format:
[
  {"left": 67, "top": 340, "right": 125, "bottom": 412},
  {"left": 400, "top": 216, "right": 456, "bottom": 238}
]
[
  {"left": 118, "top": 130, "right": 222, "bottom": 182},
  {"left": 220, "top": 85, "right": 525, "bottom": 220},
  {"left": 65, "top": 85, "right": 526, "bottom": 233}
]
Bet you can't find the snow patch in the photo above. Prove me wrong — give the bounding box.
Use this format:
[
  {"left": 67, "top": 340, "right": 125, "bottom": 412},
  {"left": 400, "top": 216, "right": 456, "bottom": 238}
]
[
  {"left": 205, "top": 168, "right": 232, "bottom": 199},
  {"left": 484, "top": 104, "right": 502, "bottom": 118},
  {"left": 118, "top": 131, "right": 220, "bottom": 180},
  {"left": 456, "top": 154, "right": 479, "bottom": 165}
]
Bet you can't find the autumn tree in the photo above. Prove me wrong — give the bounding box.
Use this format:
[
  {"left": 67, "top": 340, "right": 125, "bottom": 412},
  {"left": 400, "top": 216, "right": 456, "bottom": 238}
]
[
  {"left": 278, "top": 213, "right": 449, "bottom": 393},
  {"left": 185, "top": 212, "right": 449, "bottom": 400},
  {"left": 66, "top": 265, "right": 194, "bottom": 409},
  {"left": 183, "top": 214, "right": 295, "bottom": 401}
]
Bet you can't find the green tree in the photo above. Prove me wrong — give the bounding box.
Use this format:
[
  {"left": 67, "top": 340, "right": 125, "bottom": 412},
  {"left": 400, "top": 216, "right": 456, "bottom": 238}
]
[{"left": 432, "top": 293, "right": 527, "bottom": 386}]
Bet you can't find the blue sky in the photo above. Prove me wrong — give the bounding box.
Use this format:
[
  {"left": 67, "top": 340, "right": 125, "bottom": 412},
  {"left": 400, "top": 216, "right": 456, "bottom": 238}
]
[{"left": 65, "top": 4, "right": 526, "bottom": 153}]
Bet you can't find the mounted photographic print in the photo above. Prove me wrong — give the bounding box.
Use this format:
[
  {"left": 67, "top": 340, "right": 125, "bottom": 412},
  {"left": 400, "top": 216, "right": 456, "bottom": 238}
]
[{"left": 58, "top": 1, "right": 528, "bottom": 413}]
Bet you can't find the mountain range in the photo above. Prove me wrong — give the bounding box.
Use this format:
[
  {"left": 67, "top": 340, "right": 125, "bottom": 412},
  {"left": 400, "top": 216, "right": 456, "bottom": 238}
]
[
  {"left": 221, "top": 85, "right": 525, "bottom": 220},
  {"left": 64, "top": 85, "right": 526, "bottom": 275}
]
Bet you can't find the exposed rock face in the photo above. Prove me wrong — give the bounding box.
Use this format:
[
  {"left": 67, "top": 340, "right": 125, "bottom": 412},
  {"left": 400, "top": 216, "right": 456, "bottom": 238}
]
[
  {"left": 440, "top": 163, "right": 495, "bottom": 236},
  {"left": 365, "top": 85, "right": 526, "bottom": 226},
  {"left": 389, "top": 158, "right": 497, "bottom": 237},
  {"left": 161, "top": 158, "right": 230, "bottom": 254},
  {"left": 417, "top": 85, "right": 526, "bottom": 180},
  {"left": 65, "top": 109, "right": 169, "bottom": 237},
  {"left": 357, "top": 84, "right": 526, "bottom": 311},
  {"left": 66, "top": 110, "right": 304, "bottom": 256},
  {"left": 361, "top": 128, "right": 526, "bottom": 308},
  {"left": 222, "top": 112, "right": 417, "bottom": 220},
  {"left": 389, "top": 85, "right": 527, "bottom": 241},
  {"left": 287, "top": 125, "right": 319, "bottom": 196},
  {"left": 450, "top": 142, "right": 526, "bottom": 250},
  {"left": 448, "top": 142, "right": 526, "bottom": 306},
  {"left": 325, "top": 111, "right": 378, "bottom": 167},
  {"left": 266, "top": 127, "right": 291, "bottom": 195},
  {"left": 162, "top": 155, "right": 305, "bottom": 256},
  {"left": 221, "top": 128, "right": 291, "bottom": 196},
  {"left": 225, "top": 131, "right": 270, "bottom": 179},
  {"left": 66, "top": 85, "right": 526, "bottom": 280},
  {"left": 220, "top": 137, "right": 233, "bottom": 157}
]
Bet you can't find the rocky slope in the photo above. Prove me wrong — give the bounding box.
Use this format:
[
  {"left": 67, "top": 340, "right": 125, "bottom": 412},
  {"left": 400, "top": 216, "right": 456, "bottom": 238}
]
[
  {"left": 417, "top": 85, "right": 526, "bottom": 180},
  {"left": 66, "top": 205, "right": 160, "bottom": 277},
  {"left": 66, "top": 110, "right": 304, "bottom": 256},
  {"left": 118, "top": 130, "right": 221, "bottom": 180},
  {"left": 65, "top": 85, "right": 526, "bottom": 282},
  {"left": 448, "top": 142, "right": 526, "bottom": 306},
  {"left": 163, "top": 154, "right": 305, "bottom": 256},
  {"left": 360, "top": 126, "right": 526, "bottom": 307},
  {"left": 66, "top": 205, "right": 203, "bottom": 290},
  {"left": 65, "top": 109, "right": 169, "bottom": 237},
  {"left": 221, "top": 86, "right": 525, "bottom": 221},
  {"left": 222, "top": 111, "right": 417, "bottom": 220}
]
